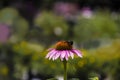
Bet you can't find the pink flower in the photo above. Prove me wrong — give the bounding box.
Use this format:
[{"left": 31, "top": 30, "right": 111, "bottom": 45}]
[
  {"left": 53, "top": 2, "right": 78, "bottom": 17},
  {"left": 81, "top": 7, "right": 93, "bottom": 19},
  {"left": 46, "top": 41, "right": 82, "bottom": 61},
  {"left": 0, "top": 24, "right": 10, "bottom": 43}
]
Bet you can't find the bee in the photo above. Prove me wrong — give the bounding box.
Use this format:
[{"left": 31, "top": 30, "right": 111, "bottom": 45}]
[
  {"left": 66, "top": 40, "right": 73, "bottom": 45},
  {"left": 55, "top": 40, "right": 73, "bottom": 50}
]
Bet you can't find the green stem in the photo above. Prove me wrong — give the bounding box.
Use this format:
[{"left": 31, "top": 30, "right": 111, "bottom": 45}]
[{"left": 63, "top": 60, "right": 67, "bottom": 80}]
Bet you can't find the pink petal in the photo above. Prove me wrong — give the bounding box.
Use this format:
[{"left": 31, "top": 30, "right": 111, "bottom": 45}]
[
  {"left": 66, "top": 50, "right": 70, "bottom": 57},
  {"left": 72, "top": 49, "right": 82, "bottom": 57},
  {"left": 52, "top": 55, "right": 56, "bottom": 61},
  {"left": 54, "top": 51, "right": 61, "bottom": 60},
  {"left": 60, "top": 56, "right": 64, "bottom": 61},
  {"left": 65, "top": 51, "right": 70, "bottom": 60},
  {"left": 69, "top": 51, "right": 74, "bottom": 59},
  {"left": 65, "top": 53, "right": 68, "bottom": 60},
  {"left": 49, "top": 50, "right": 57, "bottom": 60},
  {"left": 60, "top": 51, "right": 66, "bottom": 61},
  {"left": 61, "top": 51, "right": 66, "bottom": 58},
  {"left": 46, "top": 49, "right": 56, "bottom": 58},
  {"left": 52, "top": 53, "right": 57, "bottom": 61}
]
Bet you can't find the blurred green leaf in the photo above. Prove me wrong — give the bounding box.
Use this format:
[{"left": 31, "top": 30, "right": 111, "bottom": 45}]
[
  {"left": 0, "top": 7, "right": 19, "bottom": 25},
  {"left": 34, "top": 11, "right": 68, "bottom": 37},
  {"left": 74, "top": 11, "right": 118, "bottom": 43}
]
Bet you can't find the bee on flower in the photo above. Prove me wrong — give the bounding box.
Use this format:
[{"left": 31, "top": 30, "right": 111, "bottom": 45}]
[{"left": 46, "top": 41, "right": 82, "bottom": 61}]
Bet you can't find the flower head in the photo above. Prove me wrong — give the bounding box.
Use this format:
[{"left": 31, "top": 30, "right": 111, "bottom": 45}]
[{"left": 46, "top": 41, "right": 82, "bottom": 61}]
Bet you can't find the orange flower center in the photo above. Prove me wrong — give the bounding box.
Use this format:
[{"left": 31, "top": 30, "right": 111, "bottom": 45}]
[{"left": 55, "top": 41, "right": 72, "bottom": 50}]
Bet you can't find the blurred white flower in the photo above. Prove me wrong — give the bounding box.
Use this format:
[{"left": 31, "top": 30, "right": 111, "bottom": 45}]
[{"left": 54, "top": 27, "right": 63, "bottom": 36}]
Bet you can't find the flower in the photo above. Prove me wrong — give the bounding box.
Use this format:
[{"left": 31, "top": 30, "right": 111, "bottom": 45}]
[
  {"left": 0, "top": 24, "right": 10, "bottom": 43},
  {"left": 81, "top": 7, "right": 93, "bottom": 19},
  {"left": 46, "top": 41, "right": 82, "bottom": 61}
]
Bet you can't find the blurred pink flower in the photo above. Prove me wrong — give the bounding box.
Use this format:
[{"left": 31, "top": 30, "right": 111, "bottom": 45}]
[
  {"left": 0, "top": 24, "right": 10, "bottom": 43},
  {"left": 53, "top": 2, "right": 79, "bottom": 16},
  {"left": 81, "top": 7, "right": 93, "bottom": 18},
  {"left": 46, "top": 41, "right": 82, "bottom": 61}
]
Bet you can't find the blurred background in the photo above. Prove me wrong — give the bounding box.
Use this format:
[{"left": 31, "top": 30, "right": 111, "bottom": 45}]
[{"left": 0, "top": 0, "right": 120, "bottom": 80}]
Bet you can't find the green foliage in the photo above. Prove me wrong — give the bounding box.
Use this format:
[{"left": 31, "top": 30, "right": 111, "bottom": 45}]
[
  {"left": 74, "top": 11, "right": 118, "bottom": 42},
  {"left": 0, "top": 8, "right": 120, "bottom": 80},
  {"left": 74, "top": 39, "right": 120, "bottom": 80},
  {"left": 12, "top": 17, "right": 29, "bottom": 38},
  {"left": 0, "top": 7, "right": 19, "bottom": 25},
  {"left": 47, "top": 78, "right": 57, "bottom": 80},
  {"left": 10, "top": 39, "right": 120, "bottom": 80},
  {"left": 34, "top": 11, "right": 69, "bottom": 37},
  {"left": 12, "top": 41, "right": 44, "bottom": 66},
  {"left": 0, "top": 7, "right": 29, "bottom": 43},
  {"left": 89, "top": 77, "right": 99, "bottom": 80}
]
